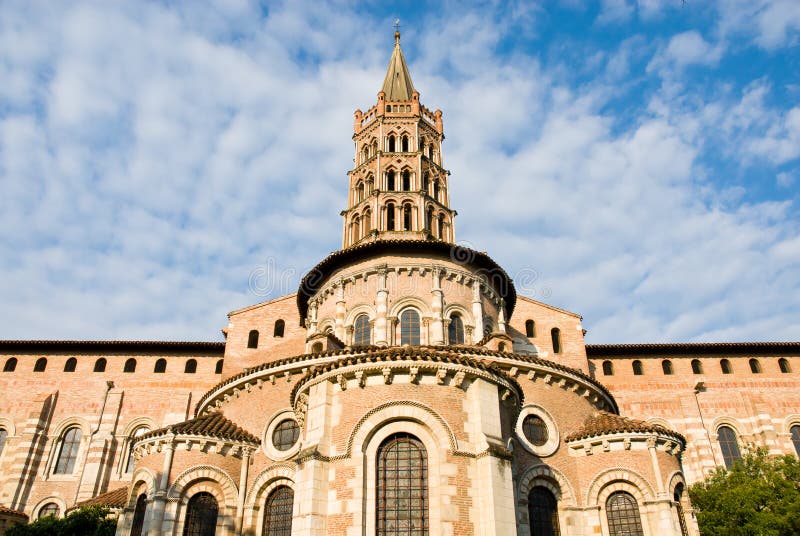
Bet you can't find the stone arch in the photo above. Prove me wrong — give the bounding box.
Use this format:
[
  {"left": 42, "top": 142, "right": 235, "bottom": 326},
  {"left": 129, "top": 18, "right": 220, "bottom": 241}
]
[
  {"left": 167, "top": 464, "right": 238, "bottom": 505},
  {"left": 666, "top": 470, "right": 686, "bottom": 497},
  {"left": 710, "top": 416, "right": 746, "bottom": 437},
  {"left": 245, "top": 463, "right": 296, "bottom": 533},
  {"left": 32, "top": 496, "right": 67, "bottom": 519},
  {"left": 586, "top": 467, "right": 655, "bottom": 506},
  {"left": 388, "top": 296, "right": 431, "bottom": 318},
  {"left": 783, "top": 413, "right": 800, "bottom": 433},
  {"left": 645, "top": 417, "right": 672, "bottom": 430},
  {"left": 348, "top": 400, "right": 458, "bottom": 456},
  {"left": 517, "top": 463, "right": 576, "bottom": 507},
  {"left": 345, "top": 304, "right": 376, "bottom": 325},
  {"left": 442, "top": 303, "right": 473, "bottom": 325},
  {"left": 122, "top": 417, "right": 157, "bottom": 438},
  {"left": 0, "top": 417, "right": 16, "bottom": 437},
  {"left": 316, "top": 318, "right": 335, "bottom": 336},
  {"left": 50, "top": 416, "right": 91, "bottom": 440},
  {"left": 128, "top": 467, "right": 157, "bottom": 507}
]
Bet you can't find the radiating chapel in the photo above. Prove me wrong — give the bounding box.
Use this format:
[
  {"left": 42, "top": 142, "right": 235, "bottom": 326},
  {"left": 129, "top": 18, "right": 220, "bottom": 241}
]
[{"left": 1, "top": 32, "right": 799, "bottom": 536}]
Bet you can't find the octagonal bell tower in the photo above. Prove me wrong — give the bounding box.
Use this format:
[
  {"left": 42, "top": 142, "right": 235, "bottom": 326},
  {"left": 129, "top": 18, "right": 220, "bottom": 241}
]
[{"left": 343, "top": 31, "right": 456, "bottom": 248}]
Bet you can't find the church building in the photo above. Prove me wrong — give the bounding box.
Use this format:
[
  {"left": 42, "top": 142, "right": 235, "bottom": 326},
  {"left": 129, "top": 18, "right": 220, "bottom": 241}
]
[{"left": 0, "top": 32, "right": 798, "bottom": 536}]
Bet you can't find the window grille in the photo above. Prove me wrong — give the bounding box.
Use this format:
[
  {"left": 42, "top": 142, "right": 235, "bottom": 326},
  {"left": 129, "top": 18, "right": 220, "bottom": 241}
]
[
  {"left": 376, "top": 433, "right": 428, "bottom": 535},
  {"left": 606, "top": 491, "right": 644, "bottom": 536},
  {"left": 263, "top": 486, "right": 294, "bottom": 535},
  {"left": 182, "top": 492, "right": 218, "bottom": 536},
  {"left": 528, "top": 486, "right": 560, "bottom": 536}
]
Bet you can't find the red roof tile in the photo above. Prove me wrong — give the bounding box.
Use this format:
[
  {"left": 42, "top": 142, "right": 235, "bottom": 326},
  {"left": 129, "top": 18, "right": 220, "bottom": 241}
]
[
  {"left": 140, "top": 412, "right": 259, "bottom": 445},
  {"left": 565, "top": 411, "right": 685, "bottom": 443},
  {"left": 72, "top": 486, "right": 129, "bottom": 510}
]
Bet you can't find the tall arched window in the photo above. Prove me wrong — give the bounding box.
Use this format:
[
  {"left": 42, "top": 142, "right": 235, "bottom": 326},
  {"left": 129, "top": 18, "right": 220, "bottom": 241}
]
[
  {"left": 215, "top": 359, "right": 224, "bottom": 374},
  {"left": 403, "top": 204, "right": 412, "bottom": 231},
  {"left": 632, "top": 360, "right": 643, "bottom": 375},
  {"left": 691, "top": 359, "right": 703, "bottom": 374},
  {"left": 386, "top": 203, "right": 396, "bottom": 231},
  {"left": 602, "top": 361, "right": 614, "bottom": 376},
  {"left": 426, "top": 207, "right": 433, "bottom": 232},
  {"left": 352, "top": 217, "right": 360, "bottom": 243},
  {"left": 376, "top": 433, "right": 428, "bottom": 535},
  {"left": 363, "top": 209, "right": 372, "bottom": 234},
  {"left": 354, "top": 314, "right": 370, "bottom": 346},
  {"left": 54, "top": 427, "right": 82, "bottom": 474},
  {"left": 124, "top": 358, "right": 137, "bottom": 373},
  {"left": 184, "top": 359, "right": 197, "bottom": 374},
  {"left": 154, "top": 358, "right": 167, "bottom": 373},
  {"left": 749, "top": 358, "right": 762, "bottom": 373},
  {"left": 94, "top": 358, "right": 107, "bottom": 373},
  {"left": 528, "top": 486, "right": 560, "bottom": 536},
  {"left": 183, "top": 492, "right": 218, "bottom": 536},
  {"left": 606, "top": 491, "right": 644, "bottom": 536},
  {"left": 263, "top": 485, "right": 294, "bottom": 535},
  {"left": 525, "top": 319, "right": 535, "bottom": 337},
  {"left": 790, "top": 424, "right": 800, "bottom": 456},
  {"left": 433, "top": 180, "right": 439, "bottom": 201},
  {"left": 355, "top": 181, "right": 363, "bottom": 203},
  {"left": 0, "top": 428, "right": 7, "bottom": 458},
  {"left": 402, "top": 170, "right": 411, "bottom": 191},
  {"left": 387, "top": 170, "right": 396, "bottom": 191},
  {"left": 717, "top": 425, "right": 741, "bottom": 468},
  {"left": 662, "top": 360, "right": 674, "bottom": 375},
  {"left": 64, "top": 357, "right": 77, "bottom": 372},
  {"left": 125, "top": 426, "right": 150, "bottom": 473},
  {"left": 131, "top": 493, "right": 148, "bottom": 536},
  {"left": 274, "top": 319, "right": 285, "bottom": 338},
  {"left": 248, "top": 330, "right": 259, "bottom": 349},
  {"left": 437, "top": 215, "right": 444, "bottom": 240},
  {"left": 34, "top": 358, "right": 47, "bottom": 372},
  {"left": 720, "top": 359, "right": 732, "bottom": 374},
  {"left": 400, "top": 309, "right": 421, "bottom": 346},
  {"left": 401, "top": 135, "right": 409, "bottom": 152},
  {"left": 388, "top": 135, "right": 396, "bottom": 152},
  {"left": 422, "top": 173, "right": 429, "bottom": 193},
  {"left": 779, "top": 358, "right": 791, "bottom": 373},
  {"left": 551, "top": 328, "right": 561, "bottom": 354},
  {"left": 3, "top": 357, "right": 16, "bottom": 372},
  {"left": 674, "top": 483, "right": 689, "bottom": 536},
  {"left": 448, "top": 314, "right": 465, "bottom": 345}
]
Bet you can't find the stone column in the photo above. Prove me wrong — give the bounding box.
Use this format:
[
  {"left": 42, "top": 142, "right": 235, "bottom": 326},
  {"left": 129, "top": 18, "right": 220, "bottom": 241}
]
[
  {"left": 147, "top": 437, "right": 175, "bottom": 536},
  {"left": 334, "top": 281, "right": 346, "bottom": 341},
  {"left": 235, "top": 448, "right": 252, "bottom": 535},
  {"left": 374, "top": 268, "right": 389, "bottom": 346},
  {"left": 308, "top": 302, "right": 318, "bottom": 337},
  {"left": 430, "top": 268, "right": 445, "bottom": 345},
  {"left": 497, "top": 299, "right": 507, "bottom": 334},
  {"left": 472, "top": 280, "right": 484, "bottom": 342}
]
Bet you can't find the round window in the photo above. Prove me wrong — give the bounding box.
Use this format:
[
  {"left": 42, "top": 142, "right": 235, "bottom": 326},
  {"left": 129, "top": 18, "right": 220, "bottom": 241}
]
[
  {"left": 522, "top": 415, "right": 549, "bottom": 446},
  {"left": 271, "top": 419, "right": 300, "bottom": 451}
]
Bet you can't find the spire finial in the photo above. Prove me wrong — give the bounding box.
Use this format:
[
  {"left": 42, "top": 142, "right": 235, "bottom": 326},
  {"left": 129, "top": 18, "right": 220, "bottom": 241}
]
[{"left": 394, "top": 18, "right": 401, "bottom": 44}]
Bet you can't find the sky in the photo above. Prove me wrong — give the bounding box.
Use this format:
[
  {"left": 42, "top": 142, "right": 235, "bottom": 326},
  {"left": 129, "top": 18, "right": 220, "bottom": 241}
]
[{"left": 0, "top": 0, "right": 798, "bottom": 343}]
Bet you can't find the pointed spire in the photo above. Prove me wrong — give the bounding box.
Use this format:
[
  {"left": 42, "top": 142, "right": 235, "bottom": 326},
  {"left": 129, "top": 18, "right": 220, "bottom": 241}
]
[{"left": 381, "top": 30, "right": 415, "bottom": 101}]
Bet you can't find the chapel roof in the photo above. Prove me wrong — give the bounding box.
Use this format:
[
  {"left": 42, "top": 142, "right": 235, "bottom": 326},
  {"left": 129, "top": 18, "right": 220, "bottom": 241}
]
[
  {"left": 565, "top": 411, "right": 685, "bottom": 443},
  {"left": 381, "top": 31, "right": 415, "bottom": 101},
  {"left": 0, "top": 505, "right": 27, "bottom": 519},
  {"left": 72, "top": 486, "right": 129, "bottom": 510},
  {"left": 139, "top": 411, "right": 259, "bottom": 445}
]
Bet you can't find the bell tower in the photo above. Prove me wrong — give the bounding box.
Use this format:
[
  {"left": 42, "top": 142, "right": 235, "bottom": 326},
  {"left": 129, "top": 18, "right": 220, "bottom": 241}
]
[{"left": 343, "top": 31, "right": 456, "bottom": 249}]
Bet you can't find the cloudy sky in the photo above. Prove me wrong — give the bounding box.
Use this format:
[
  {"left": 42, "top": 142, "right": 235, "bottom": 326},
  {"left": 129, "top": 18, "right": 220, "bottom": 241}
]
[{"left": 1, "top": 0, "right": 798, "bottom": 343}]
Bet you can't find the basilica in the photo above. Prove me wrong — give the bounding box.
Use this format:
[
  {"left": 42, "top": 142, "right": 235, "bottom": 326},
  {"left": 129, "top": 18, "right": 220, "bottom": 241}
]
[{"left": 0, "top": 32, "right": 798, "bottom": 536}]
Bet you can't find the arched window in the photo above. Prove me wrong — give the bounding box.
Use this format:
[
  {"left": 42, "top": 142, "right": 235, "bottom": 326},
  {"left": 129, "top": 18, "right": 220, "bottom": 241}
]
[
  {"left": 437, "top": 215, "right": 444, "bottom": 240},
  {"left": 402, "top": 170, "right": 411, "bottom": 191},
  {"left": 400, "top": 309, "right": 421, "bottom": 346},
  {"left": 34, "top": 358, "right": 47, "bottom": 372},
  {"left": 183, "top": 492, "right": 218, "bottom": 536},
  {"left": 662, "top": 360, "right": 674, "bottom": 375},
  {"left": 602, "top": 360, "right": 614, "bottom": 376},
  {"left": 355, "top": 181, "right": 363, "bottom": 203},
  {"left": 93, "top": 358, "right": 107, "bottom": 373},
  {"left": 790, "top": 424, "right": 800, "bottom": 456},
  {"left": 131, "top": 493, "right": 148, "bottom": 536},
  {"left": 215, "top": 359, "right": 223, "bottom": 374},
  {"left": 403, "top": 204, "right": 412, "bottom": 231},
  {"left": 401, "top": 135, "right": 409, "bottom": 152},
  {"left": 311, "top": 342, "right": 323, "bottom": 354},
  {"left": 354, "top": 314, "right": 370, "bottom": 346},
  {"left": 717, "top": 426, "right": 741, "bottom": 468},
  {"left": 632, "top": 360, "right": 643, "bottom": 375},
  {"left": 248, "top": 330, "right": 259, "bottom": 349},
  {"left": 263, "top": 485, "right": 294, "bottom": 535},
  {"left": 0, "top": 428, "right": 7, "bottom": 457},
  {"left": 274, "top": 319, "right": 285, "bottom": 338},
  {"left": 388, "top": 135, "right": 396, "bottom": 152},
  {"left": 691, "top": 359, "right": 703, "bottom": 374},
  {"left": 184, "top": 359, "right": 197, "bottom": 374},
  {"left": 525, "top": 319, "right": 535, "bottom": 337},
  {"left": 499, "top": 342, "right": 506, "bottom": 352},
  {"left": 749, "top": 358, "right": 762, "bottom": 373},
  {"left": 124, "top": 358, "right": 137, "bottom": 373},
  {"left": 386, "top": 203, "right": 396, "bottom": 231},
  {"left": 63, "top": 357, "right": 77, "bottom": 372},
  {"left": 154, "top": 358, "right": 167, "bottom": 373},
  {"left": 484, "top": 318, "right": 494, "bottom": 335},
  {"left": 125, "top": 426, "right": 150, "bottom": 473},
  {"left": 433, "top": 180, "right": 439, "bottom": 200},
  {"left": 528, "top": 486, "right": 560, "bottom": 536},
  {"left": 606, "top": 491, "right": 644, "bottom": 536},
  {"left": 3, "top": 357, "right": 16, "bottom": 372},
  {"left": 426, "top": 207, "right": 433, "bottom": 232},
  {"left": 376, "top": 433, "right": 428, "bottom": 535},
  {"left": 352, "top": 217, "right": 360, "bottom": 243},
  {"left": 551, "top": 328, "right": 561, "bottom": 354},
  {"left": 448, "top": 314, "right": 465, "bottom": 345},
  {"left": 387, "top": 170, "right": 395, "bottom": 191},
  {"left": 674, "top": 483, "right": 689, "bottom": 536},
  {"left": 54, "top": 427, "right": 82, "bottom": 474},
  {"left": 720, "top": 359, "right": 732, "bottom": 374},
  {"left": 38, "top": 503, "right": 60, "bottom": 519},
  {"left": 779, "top": 358, "right": 791, "bottom": 373},
  {"left": 363, "top": 209, "right": 372, "bottom": 234},
  {"left": 422, "top": 173, "right": 429, "bottom": 193}
]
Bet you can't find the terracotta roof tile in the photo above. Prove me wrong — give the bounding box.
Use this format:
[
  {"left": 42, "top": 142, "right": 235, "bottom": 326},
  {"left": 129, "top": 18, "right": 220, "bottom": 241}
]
[
  {"left": 0, "top": 505, "right": 28, "bottom": 518},
  {"left": 0, "top": 340, "right": 224, "bottom": 354},
  {"left": 565, "top": 411, "right": 685, "bottom": 443},
  {"left": 140, "top": 412, "right": 259, "bottom": 445},
  {"left": 586, "top": 341, "right": 800, "bottom": 356},
  {"left": 72, "top": 486, "right": 129, "bottom": 510}
]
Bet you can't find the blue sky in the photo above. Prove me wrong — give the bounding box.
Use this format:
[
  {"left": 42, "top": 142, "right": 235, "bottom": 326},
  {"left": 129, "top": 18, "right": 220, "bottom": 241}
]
[{"left": 1, "top": 0, "right": 798, "bottom": 343}]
